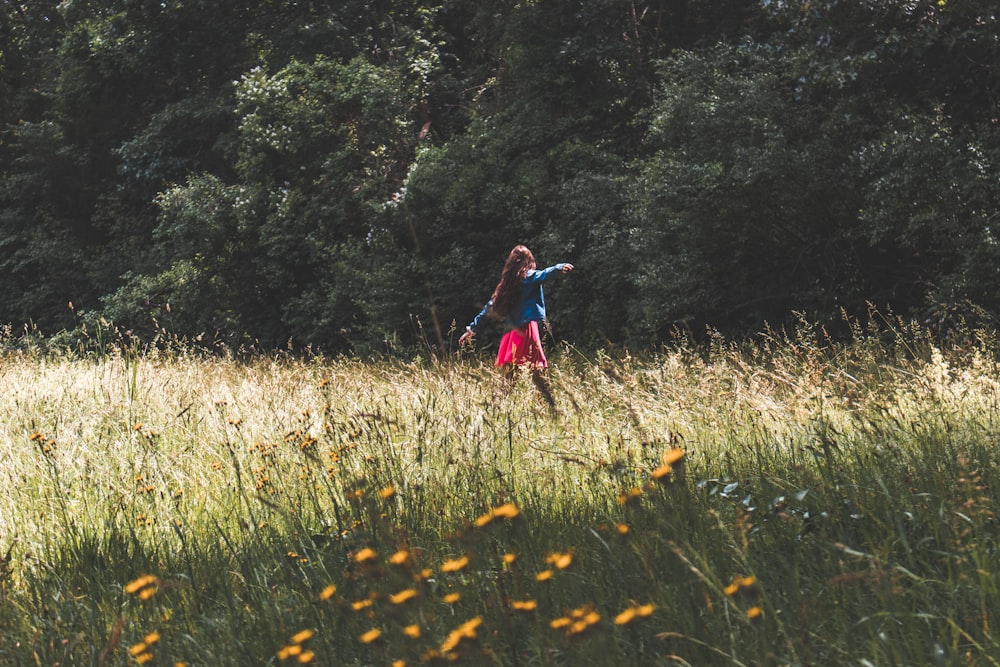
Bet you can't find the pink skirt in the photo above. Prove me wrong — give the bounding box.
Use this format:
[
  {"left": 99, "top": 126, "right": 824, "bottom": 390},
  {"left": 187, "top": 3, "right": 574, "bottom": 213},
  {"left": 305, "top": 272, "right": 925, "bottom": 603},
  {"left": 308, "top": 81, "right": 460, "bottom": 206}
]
[{"left": 495, "top": 321, "right": 547, "bottom": 368}]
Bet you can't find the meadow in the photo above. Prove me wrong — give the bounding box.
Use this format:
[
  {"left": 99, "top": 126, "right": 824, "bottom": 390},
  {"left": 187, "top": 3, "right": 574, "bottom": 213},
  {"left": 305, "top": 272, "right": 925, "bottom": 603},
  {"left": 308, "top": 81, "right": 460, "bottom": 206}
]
[{"left": 1, "top": 319, "right": 999, "bottom": 666}]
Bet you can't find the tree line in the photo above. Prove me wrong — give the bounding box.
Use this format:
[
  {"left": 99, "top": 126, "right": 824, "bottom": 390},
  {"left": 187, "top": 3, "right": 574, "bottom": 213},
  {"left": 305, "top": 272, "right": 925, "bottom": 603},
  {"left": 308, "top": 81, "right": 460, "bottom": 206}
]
[{"left": 2, "top": 0, "right": 998, "bottom": 353}]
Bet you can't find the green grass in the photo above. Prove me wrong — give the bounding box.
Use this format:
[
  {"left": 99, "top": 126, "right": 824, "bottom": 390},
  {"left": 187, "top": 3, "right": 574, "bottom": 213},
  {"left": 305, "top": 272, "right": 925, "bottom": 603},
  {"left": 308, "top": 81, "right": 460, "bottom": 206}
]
[{"left": 1, "top": 324, "right": 999, "bottom": 665}]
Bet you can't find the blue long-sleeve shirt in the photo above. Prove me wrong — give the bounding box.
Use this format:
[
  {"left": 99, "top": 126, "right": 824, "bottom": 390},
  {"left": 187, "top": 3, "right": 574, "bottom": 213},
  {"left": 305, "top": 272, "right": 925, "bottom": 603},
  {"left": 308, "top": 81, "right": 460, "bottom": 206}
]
[{"left": 466, "top": 264, "right": 570, "bottom": 333}]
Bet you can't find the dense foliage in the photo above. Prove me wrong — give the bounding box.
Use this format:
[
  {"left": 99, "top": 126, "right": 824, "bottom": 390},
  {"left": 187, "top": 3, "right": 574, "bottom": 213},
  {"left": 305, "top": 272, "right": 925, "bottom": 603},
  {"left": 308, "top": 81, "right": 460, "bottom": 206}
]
[{"left": 2, "top": 0, "right": 998, "bottom": 351}]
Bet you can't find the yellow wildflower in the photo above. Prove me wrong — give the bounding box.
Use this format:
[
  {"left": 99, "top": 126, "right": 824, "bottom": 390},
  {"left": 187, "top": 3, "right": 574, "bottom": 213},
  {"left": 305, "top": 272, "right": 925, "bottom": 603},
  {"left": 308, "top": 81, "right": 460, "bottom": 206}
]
[
  {"left": 290, "top": 629, "right": 313, "bottom": 644},
  {"left": 550, "top": 617, "right": 571, "bottom": 630},
  {"left": 617, "top": 487, "right": 643, "bottom": 505},
  {"left": 358, "top": 628, "right": 382, "bottom": 644},
  {"left": 546, "top": 551, "right": 573, "bottom": 569},
  {"left": 125, "top": 574, "right": 160, "bottom": 595},
  {"left": 663, "top": 448, "right": 685, "bottom": 465},
  {"left": 388, "top": 549, "right": 411, "bottom": 567},
  {"left": 493, "top": 502, "right": 520, "bottom": 519},
  {"left": 388, "top": 589, "right": 418, "bottom": 605},
  {"left": 614, "top": 608, "right": 637, "bottom": 625},
  {"left": 441, "top": 555, "right": 469, "bottom": 573},
  {"left": 353, "top": 547, "right": 378, "bottom": 563},
  {"left": 441, "top": 617, "right": 482, "bottom": 653},
  {"left": 651, "top": 464, "right": 672, "bottom": 481}
]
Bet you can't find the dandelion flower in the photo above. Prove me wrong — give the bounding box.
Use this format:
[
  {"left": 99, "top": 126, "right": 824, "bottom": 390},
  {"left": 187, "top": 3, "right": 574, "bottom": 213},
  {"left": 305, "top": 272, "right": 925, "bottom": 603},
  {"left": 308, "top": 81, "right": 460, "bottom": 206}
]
[
  {"left": 502, "top": 553, "right": 517, "bottom": 565},
  {"left": 352, "top": 599, "right": 375, "bottom": 611},
  {"left": 747, "top": 606, "right": 763, "bottom": 621},
  {"left": 358, "top": 628, "right": 382, "bottom": 644},
  {"left": 442, "top": 592, "right": 461, "bottom": 604},
  {"left": 635, "top": 603, "right": 655, "bottom": 617},
  {"left": 510, "top": 600, "right": 537, "bottom": 612},
  {"left": 441, "top": 556, "right": 469, "bottom": 573},
  {"left": 134, "top": 653, "right": 154, "bottom": 665},
  {"left": 129, "top": 642, "right": 149, "bottom": 656},
  {"left": 297, "top": 650, "right": 314, "bottom": 663},
  {"left": 535, "top": 569, "right": 553, "bottom": 582},
  {"left": 616, "top": 523, "right": 630, "bottom": 535},
  {"left": 550, "top": 617, "right": 571, "bottom": 630},
  {"left": 379, "top": 485, "right": 396, "bottom": 499},
  {"left": 353, "top": 547, "right": 378, "bottom": 563},
  {"left": 290, "top": 629, "right": 314, "bottom": 644},
  {"left": 319, "top": 584, "right": 336, "bottom": 600},
  {"left": 403, "top": 624, "right": 421, "bottom": 639}
]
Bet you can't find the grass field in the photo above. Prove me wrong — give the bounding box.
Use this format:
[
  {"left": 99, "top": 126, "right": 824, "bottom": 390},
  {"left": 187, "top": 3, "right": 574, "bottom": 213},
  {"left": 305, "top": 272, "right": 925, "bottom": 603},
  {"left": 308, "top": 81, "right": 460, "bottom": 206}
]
[{"left": 1, "top": 320, "right": 999, "bottom": 666}]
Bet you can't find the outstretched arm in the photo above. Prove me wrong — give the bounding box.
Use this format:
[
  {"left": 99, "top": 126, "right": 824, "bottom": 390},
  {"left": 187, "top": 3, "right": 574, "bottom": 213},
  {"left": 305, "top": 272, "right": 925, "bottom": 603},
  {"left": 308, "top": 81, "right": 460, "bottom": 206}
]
[
  {"left": 523, "top": 263, "right": 574, "bottom": 285},
  {"left": 460, "top": 299, "right": 493, "bottom": 346}
]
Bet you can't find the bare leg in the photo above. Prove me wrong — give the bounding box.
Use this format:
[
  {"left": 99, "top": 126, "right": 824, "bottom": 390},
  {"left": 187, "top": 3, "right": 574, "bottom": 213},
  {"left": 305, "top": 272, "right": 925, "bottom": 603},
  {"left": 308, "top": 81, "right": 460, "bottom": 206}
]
[
  {"left": 493, "top": 364, "right": 517, "bottom": 402},
  {"left": 531, "top": 367, "right": 556, "bottom": 409}
]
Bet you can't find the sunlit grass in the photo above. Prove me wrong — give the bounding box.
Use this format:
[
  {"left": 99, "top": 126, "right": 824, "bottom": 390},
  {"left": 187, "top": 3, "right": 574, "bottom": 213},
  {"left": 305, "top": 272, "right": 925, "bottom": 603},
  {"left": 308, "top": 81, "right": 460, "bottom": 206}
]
[{"left": 1, "top": 319, "right": 999, "bottom": 664}]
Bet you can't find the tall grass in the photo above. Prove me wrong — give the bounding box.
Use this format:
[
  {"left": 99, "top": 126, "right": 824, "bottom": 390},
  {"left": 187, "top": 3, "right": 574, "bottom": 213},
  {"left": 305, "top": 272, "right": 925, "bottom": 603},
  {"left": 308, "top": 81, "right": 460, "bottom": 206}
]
[{"left": 1, "top": 321, "right": 998, "bottom": 665}]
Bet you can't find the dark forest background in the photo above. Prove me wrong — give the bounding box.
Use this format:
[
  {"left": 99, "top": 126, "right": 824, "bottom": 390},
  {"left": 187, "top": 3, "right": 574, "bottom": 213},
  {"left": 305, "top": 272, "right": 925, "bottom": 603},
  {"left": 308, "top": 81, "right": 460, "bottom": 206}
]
[{"left": 2, "top": 0, "right": 998, "bottom": 353}]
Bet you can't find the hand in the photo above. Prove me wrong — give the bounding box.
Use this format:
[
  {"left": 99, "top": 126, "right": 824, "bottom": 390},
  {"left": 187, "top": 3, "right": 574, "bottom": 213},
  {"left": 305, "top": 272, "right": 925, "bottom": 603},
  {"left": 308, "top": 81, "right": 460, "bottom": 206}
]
[
  {"left": 459, "top": 329, "right": 473, "bottom": 346},
  {"left": 561, "top": 263, "right": 574, "bottom": 274}
]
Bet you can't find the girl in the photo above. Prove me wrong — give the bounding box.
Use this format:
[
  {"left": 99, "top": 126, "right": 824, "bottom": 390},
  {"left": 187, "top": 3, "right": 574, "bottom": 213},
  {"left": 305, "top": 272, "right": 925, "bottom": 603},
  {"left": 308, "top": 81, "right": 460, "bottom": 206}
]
[{"left": 459, "top": 245, "right": 574, "bottom": 406}]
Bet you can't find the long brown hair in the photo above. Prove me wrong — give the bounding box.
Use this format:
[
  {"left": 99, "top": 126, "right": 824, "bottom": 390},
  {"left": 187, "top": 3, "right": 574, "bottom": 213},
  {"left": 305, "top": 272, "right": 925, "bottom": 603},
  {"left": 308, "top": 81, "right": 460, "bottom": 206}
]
[{"left": 490, "top": 245, "right": 536, "bottom": 318}]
